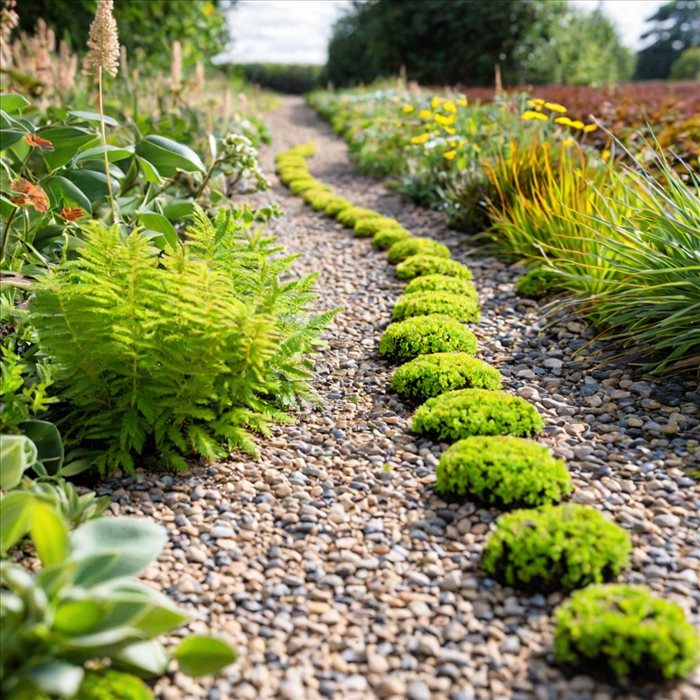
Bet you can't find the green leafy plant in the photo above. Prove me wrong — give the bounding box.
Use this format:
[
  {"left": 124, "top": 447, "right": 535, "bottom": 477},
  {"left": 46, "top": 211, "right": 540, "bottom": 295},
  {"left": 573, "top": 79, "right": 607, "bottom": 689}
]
[
  {"left": 553, "top": 584, "right": 700, "bottom": 681},
  {"left": 391, "top": 352, "right": 500, "bottom": 401},
  {"left": 379, "top": 316, "right": 477, "bottom": 362},
  {"left": 336, "top": 206, "right": 381, "bottom": 227},
  {"left": 304, "top": 190, "right": 337, "bottom": 211},
  {"left": 395, "top": 255, "right": 472, "bottom": 281},
  {"left": 515, "top": 265, "right": 562, "bottom": 298},
  {"left": 412, "top": 388, "right": 544, "bottom": 441},
  {"left": 435, "top": 435, "right": 572, "bottom": 506},
  {"left": 372, "top": 228, "right": 411, "bottom": 250},
  {"left": 353, "top": 216, "right": 404, "bottom": 237},
  {"left": 324, "top": 196, "right": 354, "bottom": 216},
  {"left": 392, "top": 291, "right": 480, "bottom": 323},
  {"left": 76, "top": 669, "right": 154, "bottom": 700},
  {"left": 482, "top": 503, "right": 632, "bottom": 590},
  {"left": 404, "top": 273, "right": 478, "bottom": 298},
  {"left": 386, "top": 237, "right": 451, "bottom": 264}
]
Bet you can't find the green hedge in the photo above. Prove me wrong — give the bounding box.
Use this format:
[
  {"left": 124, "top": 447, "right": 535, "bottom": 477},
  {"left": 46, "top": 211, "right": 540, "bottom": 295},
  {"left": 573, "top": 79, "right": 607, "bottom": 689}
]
[{"left": 236, "top": 63, "right": 322, "bottom": 94}]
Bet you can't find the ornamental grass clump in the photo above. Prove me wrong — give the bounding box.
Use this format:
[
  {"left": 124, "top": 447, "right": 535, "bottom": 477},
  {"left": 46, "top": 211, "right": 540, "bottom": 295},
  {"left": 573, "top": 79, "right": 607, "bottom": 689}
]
[
  {"left": 396, "top": 255, "right": 472, "bottom": 281},
  {"left": 324, "top": 196, "right": 353, "bottom": 216},
  {"left": 404, "top": 274, "right": 478, "bottom": 299},
  {"left": 392, "top": 291, "right": 480, "bottom": 323},
  {"left": 379, "top": 316, "right": 477, "bottom": 362},
  {"left": 387, "top": 237, "right": 451, "bottom": 264},
  {"left": 554, "top": 584, "right": 700, "bottom": 681},
  {"left": 412, "top": 388, "right": 544, "bottom": 441},
  {"left": 354, "top": 216, "right": 404, "bottom": 237},
  {"left": 435, "top": 436, "right": 571, "bottom": 506},
  {"left": 336, "top": 206, "right": 381, "bottom": 227},
  {"left": 372, "top": 228, "right": 411, "bottom": 250},
  {"left": 482, "top": 504, "right": 632, "bottom": 591},
  {"left": 391, "top": 353, "right": 501, "bottom": 401}
]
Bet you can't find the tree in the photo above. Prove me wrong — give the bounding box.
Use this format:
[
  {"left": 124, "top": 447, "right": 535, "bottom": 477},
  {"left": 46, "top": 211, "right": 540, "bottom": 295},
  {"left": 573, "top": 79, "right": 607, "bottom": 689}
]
[
  {"left": 670, "top": 46, "right": 700, "bottom": 78},
  {"left": 635, "top": 0, "right": 700, "bottom": 80}
]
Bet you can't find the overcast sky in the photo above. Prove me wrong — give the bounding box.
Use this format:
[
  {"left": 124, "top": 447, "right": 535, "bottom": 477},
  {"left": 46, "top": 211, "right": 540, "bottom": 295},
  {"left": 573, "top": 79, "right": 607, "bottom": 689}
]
[{"left": 221, "top": 0, "right": 666, "bottom": 65}]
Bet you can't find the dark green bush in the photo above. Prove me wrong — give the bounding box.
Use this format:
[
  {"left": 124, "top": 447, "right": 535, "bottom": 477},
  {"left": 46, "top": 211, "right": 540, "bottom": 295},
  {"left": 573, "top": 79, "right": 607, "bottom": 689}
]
[
  {"left": 483, "top": 504, "right": 632, "bottom": 590},
  {"left": 554, "top": 584, "right": 700, "bottom": 681},
  {"left": 372, "top": 228, "right": 412, "bottom": 250},
  {"left": 387, "top": 237, "right": 451, "bottom": 264},
  {"left": 337, "top": 206, "right": 381, "bottom": 227},
  {"left": 435, "top": 435, "right": 571, "bottom": 506},
  {"left": 324, "top": 196, "right": 354, "bottom": 216},
  {"left": 515, "top": 266, "right": 561, "bottom": 298},
  {"left": 237, "top": 63, "right": 322, "bottom": 94},
  {"left": 391, "top": 352, "right": 500, "bottom": 401},
  {"left": 354, "top": 216, "right": 404, "bottom": 237},
  {"left": 412, "top": 388, "right": 544, "bottom": 441},
  {"left": 379, "top": 316, "right": 477, "bottom": 362},
  {"left": 392, "top": 291, "right": 480, "bottom": 323},
  {"left": 404, "top": 274, "right": 477, "bottom": 299},
  {"left": 395, "top": 255, "right": 472, "bottom": 281},
  {"left": 76, "top": 670, "right": 154, "bottom": 700}
]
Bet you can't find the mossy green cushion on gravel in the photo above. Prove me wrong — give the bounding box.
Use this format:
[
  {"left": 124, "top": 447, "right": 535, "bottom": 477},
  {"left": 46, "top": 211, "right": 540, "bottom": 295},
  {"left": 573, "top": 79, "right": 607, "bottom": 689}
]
[
  {"left": 435, "top": 435, "right": 571, "bottom": 506},
  {"left": 336, "top": 207, "right": 381, "bottom": 227},
  {"left": 372, "top": 228, "right": 412, "bottom": 250},
  {"left": 354, "top": 216, "right": 403, "bottom": 237},
  {"left": 289, "top": 178, "right": 328, "bottom": 195},
  {"left": 303, "top": 190, "right": 336, "bottom": 210},
  {"left": 392, "top": 291, "right": 480, "bottom": 323},
  {"left": 395, "top": 255, "right": 472, "bottom": 281},
  {"left": 387, "top": 237, "right": 451, "bottom": 264},
  {"left": 554, "top": 584, "right": 700, "bottom": 681},
  {"left": 76, "top": 669, "right": 154, "bottom": 699},
  {"left": 411, "top": 388, "right": 544, "bottom": 441},
  {"left": 483, "top": 503, "right": 632, "bottom": 591},
  {"left": 391, "top": 352, "right": 501, "bottom": 401},
  {"left": 324, "top": 196, "right": 353, "bottom": 216},
  {"left": 404, "top": 274, "right": 477, "bottom": 299},
  {"left": 379, "top": 316, "right": 477, "bottom": 362}
]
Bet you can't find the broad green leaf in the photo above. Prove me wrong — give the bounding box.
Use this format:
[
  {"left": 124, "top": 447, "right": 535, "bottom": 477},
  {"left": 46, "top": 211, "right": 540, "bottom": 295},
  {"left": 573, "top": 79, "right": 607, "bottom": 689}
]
[
  {"left": 135, "top": 135, "right": 205, "bottom": 177},
  {"left": 44, "top": 175, "right": 92, "bottom": 214},
  {"left": 1, "top": 93, "right": 31, "bottom": 114},
  {"left": 53, "top": 599, "right": 104, "bottom": 635},
  {"left": 163, "top": 199, "right": 195, "bottom": 222},
  {"left": 38, "top": 126, "right": 97, "bottom": 170},
  {"left": 0, "top": 491, "right": 34, "bottom": 551},
  {"left": 1, "top": 194, "right": 18, "bottom": 218},
  {"left": 136, "top": 156, "right": 163, "bottom": 184},
  {"left": 26, "top": 661, "right": 83, "bottom": 697},
  {"left": 68, "top": 110, "right": 118, "bottom": 127},
  {"left": 138, "top": 212, "right": 179, "bottom": 251},
  {"left": 173, "top": 635, "right": 238, "bottom": 677},
  {"left": 19, "top": 419, "right": 64, "bottom": 475},
  {"left": 64, "top": 169, "right": 110, "bottom": 202},
  {"left": 0, "top": 128, "right": 27, "bottom": 150},
  {"left": 75, "top": 145, "right": 134, "bottom": 163},
  {"left": 30, "top": 500, "right": 69, "bottom": 566},
  {"left": 0, "top": 434, "right": 37, "bottom": 488},
  {"left": 114, "top": 640, "right": 169, "bottom": 677}
]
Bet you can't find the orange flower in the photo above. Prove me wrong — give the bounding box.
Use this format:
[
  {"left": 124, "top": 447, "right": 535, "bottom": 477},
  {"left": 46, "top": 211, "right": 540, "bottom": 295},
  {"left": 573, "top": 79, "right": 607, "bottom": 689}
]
[
  {"left": 24, "top": 133, "right": 55, "bottom": 152},
  {"left": 59, "top": 207, "right": 86, "bottom": 221},
  {"left": 10, "top": 178, "right": 50, "bottom": 213}
]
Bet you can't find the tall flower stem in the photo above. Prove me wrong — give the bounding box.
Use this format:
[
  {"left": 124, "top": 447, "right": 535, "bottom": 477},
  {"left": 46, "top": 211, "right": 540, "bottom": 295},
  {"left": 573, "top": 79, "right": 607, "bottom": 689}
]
[{"left": 97, "top": 66, "right": 117, "bottom": 222}]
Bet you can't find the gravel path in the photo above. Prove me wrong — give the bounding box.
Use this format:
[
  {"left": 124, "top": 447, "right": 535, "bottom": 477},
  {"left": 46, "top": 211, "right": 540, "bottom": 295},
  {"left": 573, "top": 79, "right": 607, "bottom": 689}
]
[{"left": 107, "top": 97, "right": 700, "bottom": 700}]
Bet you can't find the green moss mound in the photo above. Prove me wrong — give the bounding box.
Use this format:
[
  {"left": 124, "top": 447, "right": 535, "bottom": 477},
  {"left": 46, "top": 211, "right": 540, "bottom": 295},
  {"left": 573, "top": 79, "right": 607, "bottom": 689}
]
[
  {"left": 516, "top": 266, "right": 561, "bottom": 298},
  {"left": 412, "top": 388, "right": 544, "bottom": 441},
  {"left": 387, "top": 238, "right": 451, "bottom": 264},
  {"left": 286, "top": 142, "right": 316, "bottom": 158},
  {"left": 483, "top": 504, "right": 632, "bottom": 591},
  {"left": 404, "top": 274, "right": 477, "bottom": 299},
  {"left": 435, "top": 435, "right": 571, "bottom": 506},
  {"left": 324, "top": 196, "right": 354, "bottom": 216},
  {"left": 554, "top": 584, "right": 700, "bottom": 681},
  {"left": 277, "top": 167, "right": 309, "bottom": 185},
  {"left": 372, "top": 228, "right": 412, "bottom": 250},
  {"left": 392, "top": 291, "right": 480, "bottom": 323},
  {"left": 303, "top": 190, "right": 337, "bottom": 210},
  {"left": 354, "top": 216, "right": 403, "bottom": 237},
  {"left": 76, "top": 670, "right": 154, "bottom": 700},
  {"left": 289, "top": 178, "right": 328, "bottom": 195},
  {"left": 336, "top": 206, "right": 381, "bottom": 227},
  {"left": 396, "top": 255, "right": 472, "bottom": 281},
  {"left": 391, "top": 353, "right": 501, "bottom": 401},
  {"left": 379, "top": 316, "right": 477, "bottom": 362}
]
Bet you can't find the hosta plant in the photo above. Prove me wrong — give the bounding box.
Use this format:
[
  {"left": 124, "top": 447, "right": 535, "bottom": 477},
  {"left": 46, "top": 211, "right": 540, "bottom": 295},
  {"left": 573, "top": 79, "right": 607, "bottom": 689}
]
[
  {"left": 392, "top": 291, "right": 480, "bottom": 323},
  {"left": 379, "top": 316, "right": 477, "bottom": 362},
  {"left": 395, "top": 255, "right": 472, "bottom": 281},
  {"left": 386, "top": 237, "right": 451, "bottom": 264}
]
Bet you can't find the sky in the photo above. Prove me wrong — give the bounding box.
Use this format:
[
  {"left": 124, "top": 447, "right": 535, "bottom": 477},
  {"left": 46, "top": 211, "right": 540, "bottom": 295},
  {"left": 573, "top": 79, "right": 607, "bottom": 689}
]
[{"left": 220, "top": 0, "right": 666, "bottom": 66}]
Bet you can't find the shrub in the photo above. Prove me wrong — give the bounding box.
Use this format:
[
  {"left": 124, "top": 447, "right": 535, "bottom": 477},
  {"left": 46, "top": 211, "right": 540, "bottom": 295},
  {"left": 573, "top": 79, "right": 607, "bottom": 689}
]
[
  {"left": 29, "top": 209, "right": 334, "bottom": 473},
  {"left": 391, "top": 353, "right": 501, "bottom": 401},
  {"left": 554, "top": 584, "right": 700, "bottom": 681},
  {"left": 372, "top": 228, "right": 412, "bottom": 250},
  {"left": 76, "top": 670, "right": 154, "bottom": 700},
  {"left": 354, "top": 216, "right": 404, "bottom": 237},
  {"left": 395, "top": 255, "right": 472, "bottom": 281},
  {"left": 303, "top": 190, "right": 337, "bottom": 211},
  {"left": 289, "top": 178, "right": 328, "bottom": 195},
  {"left": 392, "top": 291, "right": 480, "bottom": 323},
  {"left": 337, "top": 206, "right": 381, "bottom": 227},
  {"left": 387, "top": 237, "right": 451, "bottom": 264},
  {"left": 435, "top": 435, "right": 572, "bottom": 506},
  {"left": 404, "top": 274, "right": 478, "bottom": 300},
  {"left": 482, "top": 504, "right": 632, "bottom": 590},
  {"left": 516, "top": 266, "right": 561, "bottom": 298},
  {"left": 412, "top": 388, "right": 544, "bottom": 441},
  {"left": 379, "top": 316, "right": 477, "bottom": 362},
  {"left": 278, "top": 167, "right": 309, "bottom": 185},
  {"left": 324, "top": 196, "right": 354, "bottom": 216}
]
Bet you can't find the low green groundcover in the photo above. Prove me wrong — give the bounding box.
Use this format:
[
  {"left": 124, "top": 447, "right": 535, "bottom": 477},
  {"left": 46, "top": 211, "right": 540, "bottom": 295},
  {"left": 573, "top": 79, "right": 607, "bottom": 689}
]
[
  {"left": 379, "top": 316, "right": 477, "bottom": 362},
  {"left": 324, "top": 196, "right": 353, "bottom": 216},
  {"left": 412, "top": 388, "right": 544, "bottom": 441},
  {"left": 303, "top": 189, "right": 336, "bottom": 210},
  {"left": 435, "top": 435, "right": 572, "bottom": 506},
  {"left": 372, "top": 228, "right": 411, "bottom": 250},
  {"left": 337, "top": 206, "right": 381, "bottom": 227},
  {"left": 404, "top": 274, "right": 477, "bottom": 299},
  {"left": 76, "top": 669, "right": 154, "bottom": 700},
  {"left": 392, "top": 291, "right": 480, "bottom": 323},
  {"left": 387, "top": 237, "right": 451, "bottom": 264},
  {"left": 354, "top": 216, "right": 403, "bottom": 237},
  {"left": 554, "top": 584, "right": 700, "bottom": 681},
  {"left": 516, "top": 266, "right": 561, "bottom": 298},
  {"left": 483, "top": 503, "right": 632, "bottom": 590},
  {"left": 391, "top": 352, "right": 501, "bottom": 401},
  {"left": 289, "top": 178, "right": 327, "bottom": 195},
  {"left": 395, "top": 255, "right": 472, "bottom": 281}
]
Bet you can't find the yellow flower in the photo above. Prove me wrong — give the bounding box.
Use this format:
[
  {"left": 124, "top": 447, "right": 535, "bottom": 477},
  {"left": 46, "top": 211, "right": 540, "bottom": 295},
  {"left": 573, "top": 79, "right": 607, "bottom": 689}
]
[
  {"left": 456, "top": 96, "right": 468, "bottom": 107},
  {"left": 570, "top": 120, "right": 585, "bottom": 130},
  {"left": 602, "top": 149, "right": 611, "bottom": 161},
  {"left": 583, "top": 123, "right": 598, "bottom": 133},
  {"left": 434, "top": 113, "right": 455, "bottom": 126},
  {"left": 411, "top": 133, "right": 431, "bottom": 145},
  {"left": 431, "top": 96, "right": 443, "bottom": 109},
  {"left": 443, "top": 100, "right": 456, "bottom": 113},
  {"left": 521, "top": 110, "right": 548, "bottom": 121},
  {"left": 562, "top": 138, "right": 575, "bottom": 147},
  {"left": 443, "top": 126, "right": 456, "bottom": 135},
  {"left": 443, "top": 149, "right": 457, "bottom": 160},
  {"left": 419, "top": 109, "right": 433, "bottom": 119},
  {"left": 544, "top": 102, "right": 567, "bottom": 113},
  {"left": 555, "top": 116, "right": 573, "bottom": 127},
  {"left": 402, "top": 104, "right": 414, "bottom": 114},
  {"left": 528, "top": 98, "right": 545, "bottom": 106}
]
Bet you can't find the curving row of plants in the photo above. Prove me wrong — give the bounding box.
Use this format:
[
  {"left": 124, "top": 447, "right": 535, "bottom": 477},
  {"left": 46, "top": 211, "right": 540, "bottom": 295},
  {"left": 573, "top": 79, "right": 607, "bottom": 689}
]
[{"left": 275, "top": 143, "right": 700, "bottom": 685}]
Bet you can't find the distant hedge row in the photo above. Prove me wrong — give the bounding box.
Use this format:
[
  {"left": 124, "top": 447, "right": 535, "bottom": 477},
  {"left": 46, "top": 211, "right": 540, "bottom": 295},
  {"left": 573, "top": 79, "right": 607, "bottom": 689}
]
[{"left": 233, "top": 63, "right": 322, "bottom": 94}]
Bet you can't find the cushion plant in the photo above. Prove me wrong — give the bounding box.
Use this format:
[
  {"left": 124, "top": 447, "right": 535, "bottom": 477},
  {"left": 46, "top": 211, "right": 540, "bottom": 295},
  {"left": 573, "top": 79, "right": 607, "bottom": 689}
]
[
  {"left": 391, "top": 353, "right": 501, "bottom": 401},
  {"left": 516, "top": 266, "right": 561, "bottom": 298},
  {"left": 304, "top": 190, "right": 337, "bottom": 211},
  {"left": 387, "top": 238, "right": 451, "bottom": 264},
  {"left": 554, "top": 584, "right": 700, "bottom": 681},
  {"left": 289, "top": 178, "right": 328, "bottom": 195},
  {"left": 392, "top": 291, "right": 480, "bottom": 323},
  {"left": 482, "top": 504, "right": 632, "bottom": 591},
  {"left": 76, "top": 669, "right": 154, "bottom": 699},
  {"left": 435, "top": 435, "right": 572, "bottom": 506},
  {"left": 324, "top": 196, "right": 354, "bottom": 216},
  {"left": 412, "top": 388, "right": 544, "bottom": 441},
  {"left": 395, "top": 255, "right": 472, "bottom": 281},
  {"left": 277, "top": 167, "right": 309, "bottom": 184},
  {"left": 404, "top": 274, "right": 477, "bottom": 299},
  {"left": 379, "top": 316, "right": 477, "bottom": 362},
  {"left": 372, "top": 228, "right": 412, "bottom": 250},
  {"left": 337, "top": 206, "right": 381, "bottom": 227},
  {"left": 354, "top": 216, "right": 404, "bottom": 237},
  {"left": 286, "top": 142, "right": 316, "bottom": 158}
]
